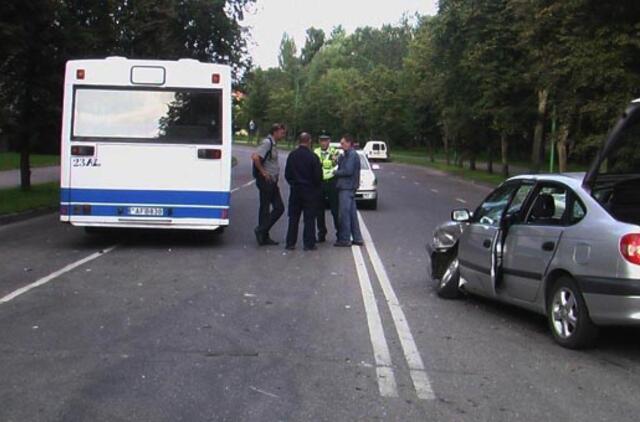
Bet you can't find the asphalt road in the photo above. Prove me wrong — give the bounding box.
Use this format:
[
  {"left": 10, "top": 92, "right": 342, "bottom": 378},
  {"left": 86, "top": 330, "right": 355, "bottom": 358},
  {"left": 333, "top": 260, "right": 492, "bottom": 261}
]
[{"left": 1, "top": 145, "right": 639, "bottom": 421}]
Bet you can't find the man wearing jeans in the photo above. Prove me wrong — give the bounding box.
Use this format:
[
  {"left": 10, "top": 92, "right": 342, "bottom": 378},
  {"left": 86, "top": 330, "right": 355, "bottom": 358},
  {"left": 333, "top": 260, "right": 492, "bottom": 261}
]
[
  {"left": 334, "top": 134, "right": 364, "bottom": 247},
  {"left": 252, "top": 123, "right": 286, "bottom": 246}
]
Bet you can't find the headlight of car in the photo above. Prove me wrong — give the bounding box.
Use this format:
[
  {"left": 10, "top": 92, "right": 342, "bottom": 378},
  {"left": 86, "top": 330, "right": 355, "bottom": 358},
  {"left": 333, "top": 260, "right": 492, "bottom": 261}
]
[{"left": 432, "top": 231, "right": 456, "bottom": 250}]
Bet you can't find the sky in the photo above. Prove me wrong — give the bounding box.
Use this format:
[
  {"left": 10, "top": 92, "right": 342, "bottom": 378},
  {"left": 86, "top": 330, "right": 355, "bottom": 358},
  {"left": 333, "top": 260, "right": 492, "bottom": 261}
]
[{"left": 241, "top": 0, "right": 439, "bottom": 69}]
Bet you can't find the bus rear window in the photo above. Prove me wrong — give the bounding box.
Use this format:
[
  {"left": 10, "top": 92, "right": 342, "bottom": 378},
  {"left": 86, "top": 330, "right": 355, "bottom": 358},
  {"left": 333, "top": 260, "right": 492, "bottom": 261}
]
[{"left": 72, "top": 88, "right": 222, "bottom": 144}]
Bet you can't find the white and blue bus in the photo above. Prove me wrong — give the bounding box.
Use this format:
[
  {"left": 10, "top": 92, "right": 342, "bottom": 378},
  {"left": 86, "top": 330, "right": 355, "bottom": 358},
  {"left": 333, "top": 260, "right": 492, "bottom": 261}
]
[{"left": 60, "top": 57, "right": 232, "bottom": 231}]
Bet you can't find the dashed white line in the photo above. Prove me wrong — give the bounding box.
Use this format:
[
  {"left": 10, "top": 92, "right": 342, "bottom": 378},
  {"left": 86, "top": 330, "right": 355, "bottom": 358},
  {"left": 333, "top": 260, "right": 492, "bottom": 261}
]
[
  {"left": 351, "top": 244, "right": 399, "bottom": 398},
  {"left": 1, "top": 180, "right": 255, "bottom": 305},
  {"left": 232, "top": 180, "right": 255, "bottom": 193},
  {"left": 456, "top": 198, "right": 467, "bottom": 204},
  {"left": 358, "top": 213, "right": 436, "bottom": 400},
  {"left": 0, "top": 245, "right": 118, "bottom": 304},
  {"left": 430, "top": 189, "right": 439, "bottom": 193}
]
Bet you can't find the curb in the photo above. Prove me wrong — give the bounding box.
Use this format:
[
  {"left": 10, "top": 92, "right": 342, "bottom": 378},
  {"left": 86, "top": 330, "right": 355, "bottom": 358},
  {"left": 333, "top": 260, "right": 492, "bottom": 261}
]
[{"left": 0, "top": 207, "right": 57, "bottom": 226}]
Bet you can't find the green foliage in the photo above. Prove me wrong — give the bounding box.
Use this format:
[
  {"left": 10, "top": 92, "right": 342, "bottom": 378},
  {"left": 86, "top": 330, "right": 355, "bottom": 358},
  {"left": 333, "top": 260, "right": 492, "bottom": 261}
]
[
  {"left": 239, "top": 1, "right": 640, "bottom": 173},
  {"left": 0, "top": 0, "right": 256, "bottom": 188},
  {"left": 0, "top": 182, "right": 59, "bottom": 215}
]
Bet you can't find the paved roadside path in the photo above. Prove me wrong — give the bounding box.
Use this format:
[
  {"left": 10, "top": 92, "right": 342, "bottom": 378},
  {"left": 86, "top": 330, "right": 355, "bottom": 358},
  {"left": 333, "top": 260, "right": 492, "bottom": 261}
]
[{"left": 0, "top": 166, "right": 60, "bottom": 189}]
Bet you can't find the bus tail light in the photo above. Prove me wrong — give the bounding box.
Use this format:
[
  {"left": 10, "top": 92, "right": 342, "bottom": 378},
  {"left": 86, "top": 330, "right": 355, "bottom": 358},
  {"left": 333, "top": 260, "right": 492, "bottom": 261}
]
[
  {"left": 72, "top": 204, "right": 92, "bottom": 215},
  {"left": 71, "top": 145, "right": 95, "bottom": 156},
  {"left": 621, "top": 233, "right": 640, "bottom": 265},
  {"left": 211, "top": 73, "right": 220, "bottom": 84},
  {"left": 198, "top": 149, "right": 221, "bottom": 159},
  {"left": 221, "top": 209, "right": 229, "bottom": 219},
  {"left": 76, "top": 69, "right": 85, "bottom": 80}
]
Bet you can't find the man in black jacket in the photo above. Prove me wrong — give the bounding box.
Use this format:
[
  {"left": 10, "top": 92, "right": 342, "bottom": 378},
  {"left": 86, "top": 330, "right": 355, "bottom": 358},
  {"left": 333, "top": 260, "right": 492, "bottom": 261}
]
[{"left": 284, "top": 132, "right": 323, "bottom": 251}]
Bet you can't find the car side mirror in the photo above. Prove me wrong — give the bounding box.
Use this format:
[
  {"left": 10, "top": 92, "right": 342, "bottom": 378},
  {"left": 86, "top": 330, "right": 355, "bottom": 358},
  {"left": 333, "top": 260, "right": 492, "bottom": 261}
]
[
  {"left": 371, "top": 164, "right": 380, "bottom": 170},
  {"left": 451, "top": 208, "right": 471, "bottom": 222}
]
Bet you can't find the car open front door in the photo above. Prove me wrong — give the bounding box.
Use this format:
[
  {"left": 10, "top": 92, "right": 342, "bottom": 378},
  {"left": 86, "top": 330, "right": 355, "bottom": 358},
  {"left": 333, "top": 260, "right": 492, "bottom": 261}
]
[
  {"left": 501, "top": 183, "right": 576, "bottom": 302},
  {"left": 457, "top": 181, "right": 524, "bottom": 297}
]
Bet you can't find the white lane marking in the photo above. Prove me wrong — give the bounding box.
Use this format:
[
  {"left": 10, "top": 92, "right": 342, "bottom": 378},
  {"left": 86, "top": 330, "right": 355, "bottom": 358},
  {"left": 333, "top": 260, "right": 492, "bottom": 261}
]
[
  {"left": 358, "top": 213, "right": 436, "bottom": 400},
  {"left": 232, "top": 180, "right": 255, "bottom": 193},
  {"left": 0, "top": 245, "right": 118, "bottom": 305},
  {"left": 456, "top": 198, "right": 467, "bottom": 204},
  {"left": 352, "top": 245, "right": 399, "bottom": 398},
  {"left": 430, "top": 189, "right": 439, "bottom": 193}
]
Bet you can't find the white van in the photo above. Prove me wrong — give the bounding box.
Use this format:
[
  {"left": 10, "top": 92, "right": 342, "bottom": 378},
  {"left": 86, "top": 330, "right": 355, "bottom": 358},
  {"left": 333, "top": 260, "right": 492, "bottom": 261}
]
[{"left": 363, "top": 140, "right": 388, "bottom": 161}]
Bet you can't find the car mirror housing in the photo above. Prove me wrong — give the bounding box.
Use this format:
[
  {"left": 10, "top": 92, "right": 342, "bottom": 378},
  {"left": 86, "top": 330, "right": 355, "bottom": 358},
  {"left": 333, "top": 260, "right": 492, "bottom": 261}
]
[{"left": 451, "top": 208, "right": 471, "bottom": 222}]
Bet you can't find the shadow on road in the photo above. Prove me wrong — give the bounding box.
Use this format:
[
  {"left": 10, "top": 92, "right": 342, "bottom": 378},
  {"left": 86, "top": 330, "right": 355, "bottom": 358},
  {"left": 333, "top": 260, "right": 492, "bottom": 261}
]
[
  {"left": 77, "top": 228, "right": 225, "bottom": 249},
  {"left": 461, "top": 293, "right": 640, "bottom": 358}
]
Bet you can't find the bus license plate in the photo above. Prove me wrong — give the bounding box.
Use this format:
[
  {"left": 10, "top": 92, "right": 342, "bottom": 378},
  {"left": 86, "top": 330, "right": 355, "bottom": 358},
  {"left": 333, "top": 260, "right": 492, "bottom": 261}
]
[{"left": 128, "top": 207, "right": 164, "bottom": 216}]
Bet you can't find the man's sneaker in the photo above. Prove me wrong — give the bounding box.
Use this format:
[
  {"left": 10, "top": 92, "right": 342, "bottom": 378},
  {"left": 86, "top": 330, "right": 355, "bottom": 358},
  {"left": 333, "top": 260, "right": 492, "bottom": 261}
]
[
  {"left": 285, "top": 245, "right": 295, "bottom": 250},
  {"left": 263, "top": 238, "right": 279, "bottom": 246},
  {"left": 254, "top": 227, "right": 265, "bottom": 245},
  {"left": 351, "top": 240, "right": 364, "bottom": 246}
]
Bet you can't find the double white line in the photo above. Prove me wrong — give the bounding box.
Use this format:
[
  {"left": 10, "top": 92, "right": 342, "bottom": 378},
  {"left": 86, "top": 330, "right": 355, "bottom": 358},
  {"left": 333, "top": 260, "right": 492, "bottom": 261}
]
[{"left": 352, "top": 212, "right": 435, "bottom": 400}]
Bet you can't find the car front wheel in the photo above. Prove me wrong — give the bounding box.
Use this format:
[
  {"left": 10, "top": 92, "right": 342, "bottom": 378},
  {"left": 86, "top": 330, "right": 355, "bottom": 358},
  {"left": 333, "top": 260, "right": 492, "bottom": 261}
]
[
  {"left": 435, "top": 256, "right": 461, "bottom": 299},
  {"left": 547, "top": 276, "right": 599, "bottom": 349}
]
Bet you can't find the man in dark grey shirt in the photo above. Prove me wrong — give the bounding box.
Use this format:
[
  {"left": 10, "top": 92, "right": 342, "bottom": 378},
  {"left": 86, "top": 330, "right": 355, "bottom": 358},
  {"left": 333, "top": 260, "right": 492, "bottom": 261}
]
[{"left": 251, "top": 123, "right": 286, "bottom": 245}]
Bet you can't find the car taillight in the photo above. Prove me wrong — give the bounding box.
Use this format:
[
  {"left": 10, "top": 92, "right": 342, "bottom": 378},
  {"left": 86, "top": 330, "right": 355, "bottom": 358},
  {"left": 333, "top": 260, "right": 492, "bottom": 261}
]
[{"left": 620, "top": 233, "right": 640, "bottom": 265}]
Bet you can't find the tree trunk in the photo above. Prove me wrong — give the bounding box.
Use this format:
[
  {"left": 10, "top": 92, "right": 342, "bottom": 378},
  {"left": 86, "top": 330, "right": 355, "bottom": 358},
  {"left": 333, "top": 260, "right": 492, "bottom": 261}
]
[
  {"left": 469, "top": 153, "right": 476, "bottom": 171},
  {"left": 531, "top": 88, "right": 548, "bottom": 173},
  {"left": 19, "top": 72, "right": 34, "bottom": 191},
  {"left": 501, "top": 131, "right": 509, "bottom": 178},
  {"left": 557, "top": 124, "right": 569, "bottom": 172},
  {"left": 487, "top": 143, "right": 493, "bottom": 174},
  {"left": 443, "top": 130, "right": 450, "bottom": 165}
]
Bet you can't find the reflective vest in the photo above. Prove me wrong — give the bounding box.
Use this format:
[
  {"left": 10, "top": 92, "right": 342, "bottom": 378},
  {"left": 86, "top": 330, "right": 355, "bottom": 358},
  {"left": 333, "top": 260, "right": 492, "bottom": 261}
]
[{"left": 314, "top": 146, "right": 338, "bottom": 181}]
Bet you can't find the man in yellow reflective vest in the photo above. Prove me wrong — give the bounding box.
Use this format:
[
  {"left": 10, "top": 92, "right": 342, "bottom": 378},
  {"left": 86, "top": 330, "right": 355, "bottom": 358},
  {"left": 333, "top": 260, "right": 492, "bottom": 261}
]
[{"left": 314, "top": 132, "right": 340, "bottom": 242}]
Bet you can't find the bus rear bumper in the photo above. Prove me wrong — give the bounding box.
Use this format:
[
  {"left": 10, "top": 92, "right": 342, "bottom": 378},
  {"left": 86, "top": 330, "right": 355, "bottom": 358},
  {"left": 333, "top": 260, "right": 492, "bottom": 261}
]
[{"left": 62, "top": 216, "right": 229, "bottom": 231}]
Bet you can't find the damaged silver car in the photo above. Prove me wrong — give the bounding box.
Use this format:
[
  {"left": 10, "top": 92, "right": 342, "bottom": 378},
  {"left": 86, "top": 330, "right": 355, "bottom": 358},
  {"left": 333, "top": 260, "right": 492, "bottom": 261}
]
[{"left": 427, "top": 99, "right": 640, "bottom": 349}]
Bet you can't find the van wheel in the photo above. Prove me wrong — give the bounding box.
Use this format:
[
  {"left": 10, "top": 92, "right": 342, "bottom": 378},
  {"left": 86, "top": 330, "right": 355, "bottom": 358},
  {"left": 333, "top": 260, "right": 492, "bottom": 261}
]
[
  {"left": 369, "top": 198, "right": 378, "bottom": 210},
  {"left": 435, "top": 256, "right": 461, "bottom": 299},
  {"left": 547, "top": 276, "right": 599, "bottom": 349}
]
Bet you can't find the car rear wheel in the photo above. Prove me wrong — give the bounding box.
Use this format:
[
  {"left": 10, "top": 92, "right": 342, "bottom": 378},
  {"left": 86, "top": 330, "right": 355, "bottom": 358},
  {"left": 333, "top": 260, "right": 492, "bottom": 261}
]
[
  {"left": 547, "top": 276, "right": 599, "bottom": 349},
  {"left": 435, "top": 256, "right": 461, "bottom": 299}
]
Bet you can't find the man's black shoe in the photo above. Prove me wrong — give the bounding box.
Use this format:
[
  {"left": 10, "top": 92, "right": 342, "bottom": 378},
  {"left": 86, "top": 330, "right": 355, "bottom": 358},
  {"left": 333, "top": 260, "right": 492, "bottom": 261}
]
[
  {"left": 285, "top": 245, "right": 296, "bottom": 250},
  {"left": 254, "top": 227, "right": 265, "bottom": 245},
  {"left": 263, "top": 238, "right": 279, "bottom": 246},
  {"left": 303, "top": 245, "right": 317, "bottom": 251},
  {"left": 317, "top": 236, "right": 326, "bottom": 243},
  {"left": 334, "top": 241, "right": 352, "bottom": 247},
  {"left": 352, "top": 240, "right": 364, "bottom": 246}
]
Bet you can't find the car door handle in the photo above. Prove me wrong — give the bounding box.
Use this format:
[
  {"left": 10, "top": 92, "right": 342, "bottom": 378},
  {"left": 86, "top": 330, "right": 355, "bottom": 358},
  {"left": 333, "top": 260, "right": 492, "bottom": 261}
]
[
  {"left": 482, "top": 239, "right": 492, "bottom": 249},
  {"left": 542, "top": 241, "right": 555, "bottom": 251}
]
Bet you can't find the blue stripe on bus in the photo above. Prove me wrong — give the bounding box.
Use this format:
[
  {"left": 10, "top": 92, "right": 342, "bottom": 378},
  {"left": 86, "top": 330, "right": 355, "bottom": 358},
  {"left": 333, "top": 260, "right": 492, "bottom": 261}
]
[
  {"left": 61, "top": 204, "right": 228, "bottom": 219},
  {"left": 60, "top": 188, "right": 230, "bottom": 206}
]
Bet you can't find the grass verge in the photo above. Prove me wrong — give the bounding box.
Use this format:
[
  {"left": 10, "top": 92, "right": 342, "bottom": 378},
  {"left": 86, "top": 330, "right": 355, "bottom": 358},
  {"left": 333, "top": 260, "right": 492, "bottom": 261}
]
[
  {"left": 0, "top": 153, "right": 60, "bottom": 171},
  {"left": 391, "top": 153, "right": 507, "bottom": 187},
  {"left": 0, "top": 182, "right": 59, "bottom": 215}
]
